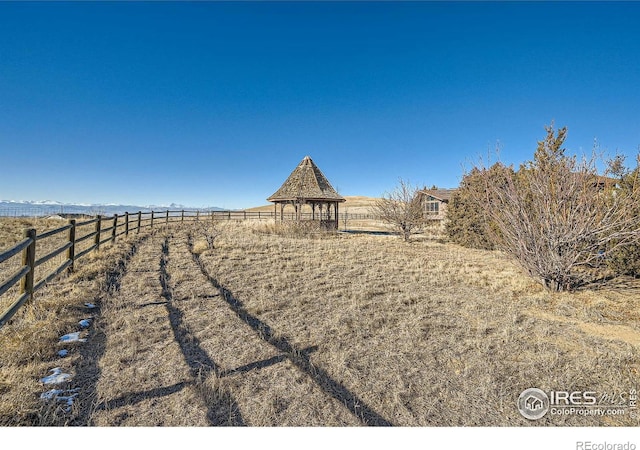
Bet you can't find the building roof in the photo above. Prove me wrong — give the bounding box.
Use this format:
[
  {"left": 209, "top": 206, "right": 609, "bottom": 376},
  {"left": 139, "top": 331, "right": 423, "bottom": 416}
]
[
  {"left": 419, "top": 188, "right": 457, "bottom": 202},
  {"left": 267, "top": 156, "right": 346, "bottom": 203}
]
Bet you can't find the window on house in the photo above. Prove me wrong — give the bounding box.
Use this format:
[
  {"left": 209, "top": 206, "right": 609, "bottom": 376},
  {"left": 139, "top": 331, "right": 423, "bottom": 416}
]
[{"left": 425, "top": 201, "right": 439, "bottom": 214}]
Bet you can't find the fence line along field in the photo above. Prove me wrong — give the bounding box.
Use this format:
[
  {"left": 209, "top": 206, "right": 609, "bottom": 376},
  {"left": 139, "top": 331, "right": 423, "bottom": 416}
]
[{"left": 0, "top": 215, "right": 638, "bottom": 426}]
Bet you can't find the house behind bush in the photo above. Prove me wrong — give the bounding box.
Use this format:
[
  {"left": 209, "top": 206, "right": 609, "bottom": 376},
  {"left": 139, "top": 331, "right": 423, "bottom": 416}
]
[{"left": 417, "top": 188, "right": 457, "bottom": 221}]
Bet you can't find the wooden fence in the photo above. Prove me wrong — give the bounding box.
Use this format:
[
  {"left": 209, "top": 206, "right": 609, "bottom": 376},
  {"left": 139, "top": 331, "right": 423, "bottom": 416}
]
[{"left": 0, "top": 209, "right": 378, "bottom": 328}]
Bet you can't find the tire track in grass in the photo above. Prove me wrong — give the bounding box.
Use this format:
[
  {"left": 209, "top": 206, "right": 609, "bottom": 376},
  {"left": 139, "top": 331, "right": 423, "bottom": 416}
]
[
  {"left": 186, "top": 233, "right": 393, "bottom": 427},
  {"left": 90, "top": 234, "right": 211, "bottom": 426},
  {"left": 69, "top": 236, "right": 147, "bottom": 426},
  {"left": 159, "top": 236, "right": 246, "bottom": 426}
]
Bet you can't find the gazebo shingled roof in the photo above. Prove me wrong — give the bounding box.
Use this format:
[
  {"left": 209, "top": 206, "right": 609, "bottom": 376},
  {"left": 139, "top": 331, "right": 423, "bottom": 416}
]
[
  {"left": 268, "top": 156, "right": 345, "bottom": 229},
  {"left": 268, "top": 156, "right": 345, "bottom": 203}
]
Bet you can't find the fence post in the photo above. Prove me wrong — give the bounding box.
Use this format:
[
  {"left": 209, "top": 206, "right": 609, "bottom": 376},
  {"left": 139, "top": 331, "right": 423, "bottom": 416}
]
[
  {"left": 137, "top": 211, "right": 142, "bottom": 233},
  {"left": 196, "top": 210, "right": 200, "bottom": 221},
  {"left": 181, "top": 210, "right": 184, "bottom": 222},
  {"left": 20, "top": 228, "right": 36, "bottom": 302},
  {"left": 67, "top": 219, "right": 76, "bottom": 273},
  {"left": 112, "top": 214, "right": 118, "bottom": 243},
  {"left": 125, "top": 212, "right": 129, "bottom": 237},
  {"left": 95, "top": 215, "right": 102, "bottom": 251},
  {"left": 228, "top": 211, "right": 231, "bottom": 220},
  {"left": 151, "top": 211, "right": 154, "bottom": 229},
  {"left": 166, "top": 210, "right": 169, "bottom": 225},
  {"left": 244, "top": 211, "right": 247, "bottom": 220}
]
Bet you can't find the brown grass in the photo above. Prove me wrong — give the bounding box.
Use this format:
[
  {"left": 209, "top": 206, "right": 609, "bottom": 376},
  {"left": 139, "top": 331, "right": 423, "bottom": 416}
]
[{"left": 0, "top": 219, "right": 638, "bottom": 426}]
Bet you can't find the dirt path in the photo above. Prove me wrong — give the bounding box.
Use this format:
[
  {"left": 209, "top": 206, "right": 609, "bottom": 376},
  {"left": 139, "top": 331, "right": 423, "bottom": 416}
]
[
  {"left": 527, "top": 310, "right": 640, "bottom": 348},
  {"left": 84, "top": 229, "right": 383, "bottom": 426}
]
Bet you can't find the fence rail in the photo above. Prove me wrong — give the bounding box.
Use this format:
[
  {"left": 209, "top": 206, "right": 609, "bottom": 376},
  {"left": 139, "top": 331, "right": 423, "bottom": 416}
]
[
  {"left": 0, "top": 210, "right": 154, "bottom": 328},
  {"left": 0, "top": 209, "right": 380, "bottom": 328}
]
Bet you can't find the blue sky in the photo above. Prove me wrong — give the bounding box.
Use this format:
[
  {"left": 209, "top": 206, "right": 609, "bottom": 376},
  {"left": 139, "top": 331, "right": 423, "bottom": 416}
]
[{"left": 1, "top": 1, "right": 639, "bottom": 209}]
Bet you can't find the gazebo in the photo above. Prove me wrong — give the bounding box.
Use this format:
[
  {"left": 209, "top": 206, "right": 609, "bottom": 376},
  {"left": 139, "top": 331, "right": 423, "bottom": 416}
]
[{"left": 267, "top": 156, "right": 345, "bottom": 229}]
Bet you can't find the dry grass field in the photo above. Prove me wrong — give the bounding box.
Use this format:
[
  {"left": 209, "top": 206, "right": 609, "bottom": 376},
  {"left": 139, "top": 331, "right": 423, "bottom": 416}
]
[{"left": 0, "top": 217, "right": 638, "bottom": 426}]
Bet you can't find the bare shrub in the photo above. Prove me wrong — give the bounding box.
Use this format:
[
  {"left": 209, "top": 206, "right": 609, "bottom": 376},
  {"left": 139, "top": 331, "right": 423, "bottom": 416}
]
[
  {"left": 341, "top": 207, "right": 349, "bottom": 231},
  {"left": 470, "top": 124, "right": 640, "bottom": 291},
  {"left": 373, "top": 178, "right": 429, "bottom": 242},
  {"left": 190, "top": 219, "right": 222, "bottom": 253}
]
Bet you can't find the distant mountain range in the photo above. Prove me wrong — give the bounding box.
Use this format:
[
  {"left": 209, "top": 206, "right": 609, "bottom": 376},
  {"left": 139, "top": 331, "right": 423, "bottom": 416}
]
[{"left": 0, "top": 200, "right": 226, "bottom": 217}]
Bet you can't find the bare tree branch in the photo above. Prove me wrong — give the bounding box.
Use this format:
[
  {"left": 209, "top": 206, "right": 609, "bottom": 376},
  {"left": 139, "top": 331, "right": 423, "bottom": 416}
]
[{"left": 373, "top": 179, "right": 429, "bottom": 242}]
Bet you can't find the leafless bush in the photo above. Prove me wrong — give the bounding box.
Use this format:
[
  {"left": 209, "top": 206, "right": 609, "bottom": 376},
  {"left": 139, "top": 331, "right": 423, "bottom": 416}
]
[
  {"left": 470, "top": 125, "right": 640, "bottom": 291},
  {"left": 341, "top": 207, "right": 349, "bottom": 231},
  {"left": 373, "top": 178, "right": 429, "bottom": 242},
  {"left": 190, "top": 219, "right": 222, "bottom": 253}
]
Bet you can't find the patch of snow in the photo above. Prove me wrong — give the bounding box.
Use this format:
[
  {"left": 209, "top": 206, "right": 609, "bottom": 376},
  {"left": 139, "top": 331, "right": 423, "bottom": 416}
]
[
  {"left": 40, "top": 368, "right": 72, "bottom": 384},
  {"left": 59, "top": 394, "right": 77, "bottom": 408},
  {"left": 40, "top": 389, "right": 64, "bottom": 400},
  {"left": 78, "top": 318, "right": 92, "bottom": 328},
  {"left": 84, "top": 303, "right": 96, "bottom": 309},
  {"left": 59, "top": 332, "right": 86, "bottom": 343},
  {"left": 40, "top": 388, "right": 79, "bottom": 408},
  {"left": 58, "top": 349, "right": 68, "bottom": 357}
]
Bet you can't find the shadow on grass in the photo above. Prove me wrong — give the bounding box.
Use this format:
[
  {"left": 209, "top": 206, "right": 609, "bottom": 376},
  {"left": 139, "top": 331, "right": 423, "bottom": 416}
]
[
  {"left": 220, "top": 346, "right": 318, "bottom": 377},
  {"left": 577, "top": 273, "right": 640, "bottom": 292},
  {"left": 187, "top": 234, "right": 393, "bottom": 427},
  {"left": 92, "top": 236, "right": 316, "bottom": 426},
  {"left": 160, "top": 237, "right": 245, "bottom": 426},
  {"left": 95, "top": 381, "right": 188, "bottom": 411},
  {"left": 339, "top": 230, "right": 395, "bottom": 236}
]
